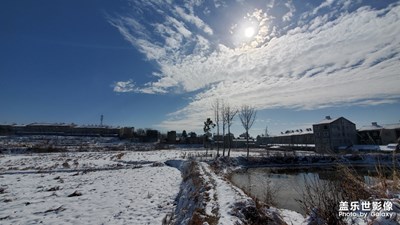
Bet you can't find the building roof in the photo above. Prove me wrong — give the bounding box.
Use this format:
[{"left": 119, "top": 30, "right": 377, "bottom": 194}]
[
  {"left": 76, "top": 125, "right": 108, "bottom": 128},
  {"left": 357, "top": 123, "right": 382, "bottom": 131},
  {"left": 383, "top": 123, "right": 400, "bottom": 130},
  {"left": 272, "top": 130, "right": 314, "bottom": 137},
  {"left": 358, "top": 123, "right": 400, "bottom": 131},
  {"left": 315, "top": 118, "right": 338, "bottom": 125},
  {"left": 27, "top": 122, "right": 73, "bottom": 127},
  {"left": 313, "top": 116, "right": 355, "bottom": 125}
]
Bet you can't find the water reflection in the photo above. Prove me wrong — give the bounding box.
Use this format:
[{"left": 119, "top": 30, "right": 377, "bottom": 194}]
[{"left": 230, "top": 167, "right": 379, "bottom": 215}]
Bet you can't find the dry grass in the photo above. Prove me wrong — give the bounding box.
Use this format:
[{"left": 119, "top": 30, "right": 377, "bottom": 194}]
[
  {"left": 232, "top": 201, "right": 286, "bottom": 225},
  {"left": 296, "top": 164, "right": 372, "bottom": 225},
  {"left": 188, "top": 210, "right": 219, "bottom": 225},
  {"left": 161, "top": 213, "right": 173, "bottom": 225},
  {"left": 110, "top": 152, "right": 125, "bottom": 160},
  {"left": 262, "top": 179, "right": 279, "bottom": 207},
  {"left": 370, "top": 157, "right": 400, "bottom": 198},
  {"left": 336, "top": 165, "right": 371, "bottom": 200},
  {"left": 295, "top": 160, "right": 400, "bottom": 224},
  {"left": 297, "top": 173, "right": 345, "bottom": 224}
]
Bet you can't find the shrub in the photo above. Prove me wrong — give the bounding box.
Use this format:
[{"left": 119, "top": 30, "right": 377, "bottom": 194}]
[{"left": 297, "top": 165, "right": 371, "bottom": 224}]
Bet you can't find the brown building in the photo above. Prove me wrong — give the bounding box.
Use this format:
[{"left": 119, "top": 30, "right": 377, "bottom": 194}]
[
  {"left": 358, "top": 122, "right": 400, "bottom": 145},
  {"left": 313, "top": 116, "right": 357, "bottom": 153}
]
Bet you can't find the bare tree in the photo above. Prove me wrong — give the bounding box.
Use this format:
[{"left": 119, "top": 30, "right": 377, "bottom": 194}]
[
  {"left": 203, "top": 118, "right": 215, "bottom": 156},
  {"left": 239, "top": 105, "right": 257, "bottom": 158},
  {"left": 264, "top": 125, "right": 270, "bottom": 155},
  {"left": 221, "top": 101, "right": 227, "bottom": 156},
  {"left": 211, "top": 99, "right": 220, "bottom": 156},
  {"left": 224, "top": 103, "right": 238, "bottom": 157}
]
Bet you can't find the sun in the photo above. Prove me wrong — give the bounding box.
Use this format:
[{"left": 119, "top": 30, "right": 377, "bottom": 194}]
[{"left": 244, "top": 27, "right": 255, "bottom": 38}]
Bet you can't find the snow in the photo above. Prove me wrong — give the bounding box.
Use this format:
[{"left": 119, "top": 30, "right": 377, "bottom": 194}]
[
  {"left": 0, "top": 150, "right": 195, "bottom": 173},
  {"left": 199, "top": 162, "right": 251, "bottom": 225},
  {"left": 314, "top": 117, "right": 338, "bottom": 125},
  {"left": 197, "top": 163, "right": 218, "bottom": 216},
  {"left": 358, "top": 123, "right": 400, "bottom": 131},
  {"left": 2, "top": 148, "right": 397, "bottom": 224},
  {"left": 0, "top": 151, "right": 182, "bottom": 225},
  {"left": 273, "top": 208, "right": 307, "bottom": 225},
  {"left": 350, "top": 144, "right": 398, "bottom": 151}
]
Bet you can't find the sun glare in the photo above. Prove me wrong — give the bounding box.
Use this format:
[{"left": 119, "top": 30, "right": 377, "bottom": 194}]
[{"left": 244, "top": 27, "right": 255, "bottom": 38}]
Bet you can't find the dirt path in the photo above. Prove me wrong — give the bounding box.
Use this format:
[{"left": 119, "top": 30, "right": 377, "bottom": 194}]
[{"left": 199, "top": 162, "right": 249, "bottom": 224}]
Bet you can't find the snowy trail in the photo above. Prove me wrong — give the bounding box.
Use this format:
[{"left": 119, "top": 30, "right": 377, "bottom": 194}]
[
  {"left": 199, "top": 162, "right": 251, "bottom": 225},
  {"left": 199, "top": 161, "right": 309, "bottom": 225}
]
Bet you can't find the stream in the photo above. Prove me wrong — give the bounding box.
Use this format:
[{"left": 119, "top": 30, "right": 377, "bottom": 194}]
[{"left": 230, "top": 166, "right": 381, "bottom": 214}]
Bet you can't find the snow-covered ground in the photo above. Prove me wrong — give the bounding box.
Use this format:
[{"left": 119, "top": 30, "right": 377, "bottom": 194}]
[
  {"left": 1, "top": 149, "right": 398, "bottom": 224},
  {"left": 1, "top": 167, "right": 180, "bottom": 225},
  {"left": 0, "top": 149, "right": 306, "bottom": 224},
  {"left": 0, "top": 151, "right": 183, "bottom": 225},
  {"left": 1, "top": 151, "right": 173, "bottom": 172}
]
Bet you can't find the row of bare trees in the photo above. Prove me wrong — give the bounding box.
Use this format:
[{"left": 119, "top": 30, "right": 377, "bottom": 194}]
[{"left": 211, "top": 99, "right": 256, "bottom": 158}]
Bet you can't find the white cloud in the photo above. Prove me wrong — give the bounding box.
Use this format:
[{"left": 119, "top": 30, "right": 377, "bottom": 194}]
[
  {"left": 313, "top": 0, "right": 335, "bottom": 15},
  {"left": 266, "top": 0, "right": 275, "bottom": 9},
  {"left": 230, "top": 8, "right": 273, "bottom": 48},
  {"left": 111, "top": 2, "right": 400, "bottom": 132},
  {"left": 166, "top": 16, "right": 192, "bottom": 38},
  {"left": 113, "top": 80, "right": 136, "bottom": 93},
  {"left": 282, "top": 0, "right": 296, "bottom": 22},
  {"left": 156, "top": 3, "right": 400, "bottom": 131},
  {"left": 299, "top": 0, "right": 362, "bottom": 25},
  {"left": 174, "top": 6, "right": 213, "bottom": 35},
  {"left": 214, "top": 0, "right": 227, "bottom": 9}
]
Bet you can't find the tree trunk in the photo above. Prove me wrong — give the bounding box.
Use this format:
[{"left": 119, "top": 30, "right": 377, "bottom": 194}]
[
  {"left": 222, "top": 125, "right": 226, "bottom": 156},
  {"left": 204, "top": 135, "right": 208, "bottom": 157},
  {"left": 246, "top": 131, "right": 249, "bottom": 158},
  {"left": 216, "top": 141, "right": 219, "bottom": 157},
  {"left": 228, "top": 127, "right": 231, "bottom": 157},
  {"left": 217, "top": 126, "right": 220, "bottom": 157}
]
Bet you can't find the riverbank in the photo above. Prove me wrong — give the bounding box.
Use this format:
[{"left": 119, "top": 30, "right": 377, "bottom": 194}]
[
  {"left": 210, "top": 154, "right": 400, "bottom": 225},
  {"left": 166, "top": 159, "right": 304, "bottom": 225},
  {"left": 217, "top": 152, "right": 400, "bottom": 170}
]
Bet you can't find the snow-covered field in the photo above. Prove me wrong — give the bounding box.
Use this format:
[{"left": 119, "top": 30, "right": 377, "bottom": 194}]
[
  {"left": 1, "top": 167, "right": 180, "bottom": 225},
  {"left": 0, "top": 150, "right": 185, "bottom": 225},
  {"left": 0, "top": 149, "right": 305, "bottom": 225},
  {"left": 2, "top": 149, "right": 398, "bottom": 225},
  {"left": 0, "top": 149, "right": 256, "bottom": 224}
]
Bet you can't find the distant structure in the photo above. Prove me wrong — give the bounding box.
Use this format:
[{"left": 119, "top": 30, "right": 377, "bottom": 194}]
[
  {"left": 313, "top": 116, "right": 357, "bottom": 153},
  {"left": 100, "top": 115, "right": 104, "bottom": 127},
  {"left": 119, "top": 127, "right": 135, "bottom": 139},
  {"left": 265, "top": 125, "right": 269, "bottom": 137},
  {"left": 258, "top": 129, "right": 314, "bottom": 147},
  {"left": 358, "top": 122, "right": 400, "bottom": 145},
  {"left": 213, "top": 134, "right": 234, "bottom": 148},
  {"left": 0, "top": 123, "right": 134, "bottom": 139},
  {"left": 167, "top": 131, "right": 177, "bottom": 144}
]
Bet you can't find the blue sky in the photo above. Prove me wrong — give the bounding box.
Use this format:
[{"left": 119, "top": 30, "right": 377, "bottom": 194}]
[{"left": 1, "top": 0, "right": 399, "bottom": 137}]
